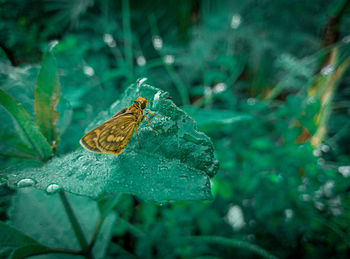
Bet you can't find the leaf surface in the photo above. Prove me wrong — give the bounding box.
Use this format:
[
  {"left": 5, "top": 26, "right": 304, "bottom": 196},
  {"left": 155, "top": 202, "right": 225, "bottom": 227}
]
[{"left": 6, "top": 83, "right": 218, "bottom": 202}]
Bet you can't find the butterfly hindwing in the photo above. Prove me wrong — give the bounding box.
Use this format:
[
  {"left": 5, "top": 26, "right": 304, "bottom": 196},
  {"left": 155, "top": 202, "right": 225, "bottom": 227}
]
[{"left": 97, "top": 114, "right": 136, "bottom": 154}]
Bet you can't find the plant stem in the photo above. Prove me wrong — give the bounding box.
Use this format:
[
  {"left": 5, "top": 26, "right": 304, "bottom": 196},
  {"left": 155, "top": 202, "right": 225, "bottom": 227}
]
[
  {"left": 44, "top": 247, "right": 83, "bottom": 256},
  {"left": 87, "top": 216, "right": 103, "bottom": 252},
  {"left": 59, "top": 191, "right": 92, "bottom": 258},
  {"left": 186, "top": 235, "right": 278, "bottom": 259}
]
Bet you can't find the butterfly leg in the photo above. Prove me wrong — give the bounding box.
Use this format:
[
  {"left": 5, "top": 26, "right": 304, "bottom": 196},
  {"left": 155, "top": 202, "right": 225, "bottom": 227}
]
[
  {"left": 135, "top": 126, "right": 141, "bottom": 149},
  {"left": 144, "top": 114, "right": 160, "bottom": 135},
  {"left": 147, "top": 111, "right": 163, "bottom": 117}
]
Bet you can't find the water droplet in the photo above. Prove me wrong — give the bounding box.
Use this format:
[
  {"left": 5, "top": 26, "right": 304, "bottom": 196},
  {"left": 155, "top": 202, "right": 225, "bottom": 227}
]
[
  {"left": 313, "top": 149, "right": 322, "bottom": 157},
  {"left": 103, "top": 33, "right": 116, "bottom": 47},
  {"left": 46, "top": 184, "right": 62, "bottom": 194},
  {"left": 320, "top": 64, "right": 335, "bottom": 75},
  {"left": 213, "top": 82, "right": 227, "bottom": 93},
  {"left": 152, "top": 35, "right": 163, "bottom": 50},
  {"left": 226, "top": 205, "right": 246, "bottom": 230},
  {"left": 301, "top": 194, "right": 311, "bottom": 202},
  {"left": 17, "top": 178, "right": 36, "bottom": 188},
  {"left": 314, "top": 201, "right": 324, "bottom": 211},
  {"left": 338, "top": 166, "right": 350, "bottom": 177},
  {"left": 247, "top": 98, "right": 256, "bottom": 105},
  {"left": 284, "top": 208, "right": 294, "bottom": 219},
  {"left": 204, "top": 86, "right": 212, "bottom": 97},
  {"left": 164, "top": 55, "right": 174, "bottom": 64},
  {"left": 83, "top": 65, "right": 95, "bottom": 77},
  {"left": 137, "top": 56, "right": 146, "bottom": 66},
  {"left": 230, "top": 14, "right": 241, "bottom": 29}
]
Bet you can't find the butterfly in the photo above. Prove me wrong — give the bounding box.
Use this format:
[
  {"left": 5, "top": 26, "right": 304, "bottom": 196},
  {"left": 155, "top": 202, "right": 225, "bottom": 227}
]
[{"left": 80, "top": 80, "right": 170, "bottom": 155}]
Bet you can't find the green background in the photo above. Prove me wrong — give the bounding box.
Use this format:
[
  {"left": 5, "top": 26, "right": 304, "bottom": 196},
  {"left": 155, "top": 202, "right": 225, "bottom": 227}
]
[{"left": 0, "top": 0, "right": 350, "bottom": 258}]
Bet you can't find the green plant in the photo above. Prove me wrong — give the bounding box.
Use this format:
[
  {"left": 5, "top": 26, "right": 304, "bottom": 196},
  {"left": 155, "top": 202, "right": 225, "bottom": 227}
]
[{"left": 0, "top": 46, "right": 218, "bottom": 258}]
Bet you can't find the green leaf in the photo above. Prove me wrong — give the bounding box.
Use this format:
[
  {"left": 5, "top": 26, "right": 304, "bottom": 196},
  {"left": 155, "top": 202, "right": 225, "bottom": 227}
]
[
  {"left": 0, "top": 89, "right": 53, "bottom": 161},
  {"left": 7, "top": 82, "right": 218, "bottom": 202},
  {"left": 8, "top": 188, "right": 117, "bottom": 259},
  {"left": 182, "top": 106, "right": 253, "bottom": 132},
  {"left": 34, "top": 48, "right": 60, "bottom": 148},
  {"left": 10, "top": 245, "right": 52, "bottom": 259},
  {"left": 0, "top": 221, "right": 50, "bottom": 259}
]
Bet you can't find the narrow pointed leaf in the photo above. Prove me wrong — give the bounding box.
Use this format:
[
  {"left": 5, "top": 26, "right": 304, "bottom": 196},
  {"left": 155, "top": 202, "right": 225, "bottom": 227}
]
[
  {"left": 34, "top": 49, "right": 60, "bottom": 148},
  {"left": 0, "top": 89, "right": 53, "bottom": 161},
  {"left": 6, "top": 83, "right": 218, "bottom": 202}
]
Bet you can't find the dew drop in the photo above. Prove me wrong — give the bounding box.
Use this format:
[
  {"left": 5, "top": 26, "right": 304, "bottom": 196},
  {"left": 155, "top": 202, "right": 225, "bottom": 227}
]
[
  {"left": 152, "top": 35, "right": 163, "bottom": 50},
  {"left": 46, "top": 184, "right": 62, "bottom": 194},
  {"left": 17, "top": 178, "right": 36, "bottom": 188},
  {"left": 320, "top": 64, "right": 335, "bottom": 75},
  {"left": 137, "top": 56, "right": 146, "bottom": 66},
  {"left": 103, "top": 33, "right": 116, "bottom": 47},
  {"left": 83, "top": 65, "right": 95, "bottom": 77},
  {"left": 163, "top": 54, "right": 174, "bottom": 64},
  {"left": 213, "top": 82, "right": 227, "bottom": 93},
  {"left": 230, "top": 14, "right": 242, "bottom": 29}
]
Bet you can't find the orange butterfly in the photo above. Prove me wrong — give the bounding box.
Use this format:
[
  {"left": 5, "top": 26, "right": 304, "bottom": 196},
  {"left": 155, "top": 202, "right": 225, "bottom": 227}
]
[{"left": 80, "top": 80, "right": 170, "bottom": 154}]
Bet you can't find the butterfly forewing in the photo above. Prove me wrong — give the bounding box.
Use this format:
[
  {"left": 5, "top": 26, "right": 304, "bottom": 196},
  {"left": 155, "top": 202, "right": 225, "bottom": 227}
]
[{"left": 80, "top": 113, "right": 137, "bottom": 154}]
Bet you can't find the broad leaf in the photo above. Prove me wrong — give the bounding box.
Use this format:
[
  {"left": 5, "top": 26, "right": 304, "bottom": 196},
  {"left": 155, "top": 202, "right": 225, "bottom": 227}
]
[
  {"left": 8, "top": 188, "right": 117, "bottom": 259},
  {"left": 34, "top": 48, "right": 60, "bottom": 148},
  {"left": 6, "top": 83, "right": 218, "bottom": 202},
  {"left": 0, "top": 89, "right": 53, "bottom": 161},
  {"left": 0, "top": 221, "right": 51, "bottom": 259}
]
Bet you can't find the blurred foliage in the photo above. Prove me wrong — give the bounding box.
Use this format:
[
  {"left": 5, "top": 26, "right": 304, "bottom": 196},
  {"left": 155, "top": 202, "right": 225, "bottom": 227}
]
[{"left": 1, "top": 0, "right": 350, "bottom": 258}]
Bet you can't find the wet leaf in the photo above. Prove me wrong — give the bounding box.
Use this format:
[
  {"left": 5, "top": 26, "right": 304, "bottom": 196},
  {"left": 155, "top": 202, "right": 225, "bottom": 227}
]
[
  {"left": 0, "top": 221, "right": 51, "bottom": 259},
  {"left": 8, "top": 188, "right": 117, "bottom": 259},
  {"left": 0, "top": 89, "right": 53, "bottom": 161},
  {"left": 34, "top": 48, "right": 60, "bottom": 148},
  {"left": 6, "top": 82, "right": 218, "bottom": 202}
]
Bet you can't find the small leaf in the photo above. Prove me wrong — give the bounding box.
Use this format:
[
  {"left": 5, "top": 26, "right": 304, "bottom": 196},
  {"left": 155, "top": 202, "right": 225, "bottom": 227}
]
[
  {"left": 6, "top": 83, "right": 218, "bottom": 202},
  {"left": 182, "top": 106, "right": 252, "bottom": 132},
  {"left": 0, "top": 221, "right": 50, "bottom": 259},
  {"left": 0, "top": 89, "right": 53, "bottom": 161},
  {"left": 34, "top": 48, "right": 60, "bottom": 149}
]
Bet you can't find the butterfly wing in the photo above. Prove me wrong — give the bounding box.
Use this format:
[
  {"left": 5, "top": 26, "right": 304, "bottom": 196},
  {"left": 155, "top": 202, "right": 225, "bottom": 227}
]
[{"left": 80, "top": 113, "right": 136, "bottom": 154}]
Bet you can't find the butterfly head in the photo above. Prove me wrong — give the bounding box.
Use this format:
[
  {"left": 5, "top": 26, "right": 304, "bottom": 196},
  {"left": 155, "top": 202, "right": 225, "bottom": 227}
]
[{"left": 134, "top": 97, "right": 148, "bottom": 110}]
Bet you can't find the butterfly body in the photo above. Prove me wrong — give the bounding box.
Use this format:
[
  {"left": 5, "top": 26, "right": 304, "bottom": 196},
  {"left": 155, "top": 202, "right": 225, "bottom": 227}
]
[{"left": 80, "top": 97, "right": 151, "bottom": 155}]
